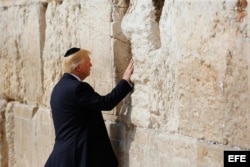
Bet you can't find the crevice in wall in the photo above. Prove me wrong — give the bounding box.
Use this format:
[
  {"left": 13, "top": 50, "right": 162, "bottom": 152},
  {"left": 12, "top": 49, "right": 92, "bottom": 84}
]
[
  {"left": 0, "top": 110, "right": 8, "bottom": 167},
  {"left": 39, "top": 2, "right": 47, "bottom": 99},
  {"left": 110, "top": 0, "right": 132, "bottom": 117},
  {"left": 153, "top": 0, "right": 165, "bottom": 22},
  {"left": 0, "top": 100, "right": 9, "bottom": 167}
]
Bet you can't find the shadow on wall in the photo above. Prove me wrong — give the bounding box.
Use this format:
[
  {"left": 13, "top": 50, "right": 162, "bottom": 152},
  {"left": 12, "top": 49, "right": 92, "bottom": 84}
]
[
  {"left": 109, "top": 0, "right": 137, "bottom": 166},
  {"left": 111, "top": 95, "right": 136, "bottom": 167},
  {"left": 111, "top": 92, "right": 136, "bottom": 167},
  {"left": 153, "top": 0, "right": 165, "bottom": 22}
]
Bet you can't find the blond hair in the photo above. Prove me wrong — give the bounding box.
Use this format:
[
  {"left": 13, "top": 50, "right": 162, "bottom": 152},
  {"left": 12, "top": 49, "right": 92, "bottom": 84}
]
[{"left": 62, "top": 49, "right": 91, "bottom": 73}]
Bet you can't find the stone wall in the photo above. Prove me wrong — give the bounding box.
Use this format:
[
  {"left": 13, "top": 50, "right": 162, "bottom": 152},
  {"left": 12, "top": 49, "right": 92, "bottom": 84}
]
[{"left": 0, "top": 0, "right": 249, "bottom": 167}]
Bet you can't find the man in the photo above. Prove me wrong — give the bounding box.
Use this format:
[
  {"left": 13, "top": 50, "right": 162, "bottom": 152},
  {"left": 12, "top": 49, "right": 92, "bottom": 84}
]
[{"left": 44, "top": 47, "right": 134, "bottom": 167}]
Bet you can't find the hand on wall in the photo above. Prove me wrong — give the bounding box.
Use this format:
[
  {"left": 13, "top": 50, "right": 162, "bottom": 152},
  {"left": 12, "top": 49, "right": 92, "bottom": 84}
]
[{"left": 122, "top": 59, "right": 134, "bottom": 83}]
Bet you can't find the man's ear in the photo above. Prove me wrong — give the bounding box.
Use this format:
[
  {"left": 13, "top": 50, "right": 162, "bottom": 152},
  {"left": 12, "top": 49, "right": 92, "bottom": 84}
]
[{"left": 75, "top": 64, "right": 81, "bottom": 72}]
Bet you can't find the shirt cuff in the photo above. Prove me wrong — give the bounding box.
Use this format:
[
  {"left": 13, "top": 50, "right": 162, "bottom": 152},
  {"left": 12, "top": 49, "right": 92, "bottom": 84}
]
[{"left": 125, "top": 80, "right": 134, "bottom": 88}]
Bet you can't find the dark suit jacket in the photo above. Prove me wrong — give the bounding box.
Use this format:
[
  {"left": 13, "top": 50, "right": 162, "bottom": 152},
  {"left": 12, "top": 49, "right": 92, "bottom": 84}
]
[{"left": 45, "top": 73, "right": 133, "bottom": 167}]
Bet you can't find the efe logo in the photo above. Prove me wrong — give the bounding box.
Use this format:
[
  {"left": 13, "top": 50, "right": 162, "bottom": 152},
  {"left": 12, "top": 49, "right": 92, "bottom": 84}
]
[{"left": 224, "top": 151, "right": 250, "bottom": 167}]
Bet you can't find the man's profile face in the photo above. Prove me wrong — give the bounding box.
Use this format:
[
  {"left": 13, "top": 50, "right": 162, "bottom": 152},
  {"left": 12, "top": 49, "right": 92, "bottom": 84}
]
[{"left": 78, "top": 55, "right": 92, "bottom": 80}]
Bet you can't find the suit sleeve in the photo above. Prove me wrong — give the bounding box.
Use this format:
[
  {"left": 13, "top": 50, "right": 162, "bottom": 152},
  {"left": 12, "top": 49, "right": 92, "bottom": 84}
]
[{"left": 75, "top": 79, "right": 133, "bottom": 111}]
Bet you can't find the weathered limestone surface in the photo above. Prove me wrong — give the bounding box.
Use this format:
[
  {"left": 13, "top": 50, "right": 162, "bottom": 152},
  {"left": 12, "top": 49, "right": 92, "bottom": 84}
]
[
  {"left": 5, "top": 102, "right": 54, "bottom": 167},
  {"left": 0, "top": 3, "right": 45, "bottom": 104},
  {"left": 0, "top": 0, "right": 249, "bottom": 167},
  {"left": 122, "top": 0, "right": 250, "bottom": 148}
]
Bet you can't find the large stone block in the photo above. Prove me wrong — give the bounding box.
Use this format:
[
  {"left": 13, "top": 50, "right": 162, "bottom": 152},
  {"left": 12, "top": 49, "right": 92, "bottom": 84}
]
[
  {"left": 177, "top": 55, "right": 250, "bottom": 148},
  {"left": 0, "top": 4, "right": 45, "bottom": 105},
  {"left": 163, "top": 0, "right": 250, "bottom": 148},
  {"left": 31, "top": 107, "right": 54, "bottom": 166},
  {"left": 5, "top": 102, "right": 54, "bottom": 167}
]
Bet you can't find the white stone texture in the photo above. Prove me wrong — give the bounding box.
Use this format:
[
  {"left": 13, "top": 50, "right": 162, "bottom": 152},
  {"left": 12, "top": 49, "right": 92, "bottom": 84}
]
[
  {"left": 0, "top": 0, "right": 249, "bottom": 167},
  {"left": 0, "top": 4, "right": 45, "bottom": 104},
  {"left": 122, "top": 0, "right": 250, "bottom": 148},
  {"left": 107, "top": 124, "right": 233, "bottom": 167},
  {"left": 122, "top": 0, "right": 161, "bottom": 128},
  {"left": 5, "top": 101, "right": 54, "bottom": 167},
  {"left": 0, "top": 0, "right": 62, "bottom": 7}
]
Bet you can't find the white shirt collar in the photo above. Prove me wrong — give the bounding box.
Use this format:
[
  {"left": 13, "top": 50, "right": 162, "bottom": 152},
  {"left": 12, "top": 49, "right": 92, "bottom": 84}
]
[{"left": 68, "top": 73, "right": 82, "bottom": 81}]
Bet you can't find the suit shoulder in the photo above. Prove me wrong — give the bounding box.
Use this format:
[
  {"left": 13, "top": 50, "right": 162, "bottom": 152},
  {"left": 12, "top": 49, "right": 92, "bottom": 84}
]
[{"left": 76, "top": 82, "right": 94, "bottom": 92}]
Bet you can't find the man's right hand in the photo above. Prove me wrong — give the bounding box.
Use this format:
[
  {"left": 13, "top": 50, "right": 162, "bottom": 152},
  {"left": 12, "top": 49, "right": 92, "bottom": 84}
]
[{"left": 122, "top": 59, "right": 134, "bottom": 83}]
